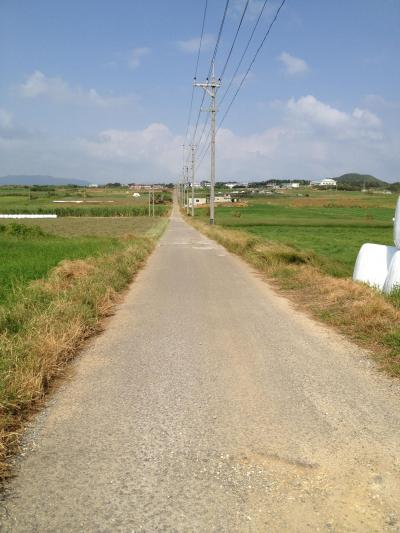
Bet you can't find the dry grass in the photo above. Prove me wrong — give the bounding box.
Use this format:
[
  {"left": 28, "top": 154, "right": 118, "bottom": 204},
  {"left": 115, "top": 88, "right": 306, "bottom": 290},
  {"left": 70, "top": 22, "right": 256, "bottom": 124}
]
[
  {"left": 0, "top": 235, "right": 157, "bottom": 477},
  {"left": 190, "top": 219, "right": 400, "bottom": 377}
]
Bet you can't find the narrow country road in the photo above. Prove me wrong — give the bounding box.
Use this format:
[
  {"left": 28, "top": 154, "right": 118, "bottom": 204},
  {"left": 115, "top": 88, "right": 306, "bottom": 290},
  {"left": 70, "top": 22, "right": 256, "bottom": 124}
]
[{"left": 1, "top": 204, "right": 400, "bottom": 532}]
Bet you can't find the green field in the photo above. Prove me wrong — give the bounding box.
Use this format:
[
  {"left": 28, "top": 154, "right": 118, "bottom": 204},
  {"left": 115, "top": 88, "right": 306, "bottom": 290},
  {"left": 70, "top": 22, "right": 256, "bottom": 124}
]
[
  {"left": 0, "top": 217, "right": 167, "bottom": 303},
  {"left": 194, "top": 189, "right": 397, "bottom": 277},
  {"left": 0, "top": 185, "right": 171, "bottom": 216}
]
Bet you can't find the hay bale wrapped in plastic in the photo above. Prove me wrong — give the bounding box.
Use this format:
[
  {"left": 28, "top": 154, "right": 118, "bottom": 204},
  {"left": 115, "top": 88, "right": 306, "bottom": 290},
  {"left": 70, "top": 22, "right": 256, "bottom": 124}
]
[
  {"left": 394, "top": 196, "right": 400, "bottom": 249},
  {"left": 353, "top": 243, "right": 397, "bottom": 290},
  {"left": 383, "top": 250, "right": 400, "bottom": 294}
]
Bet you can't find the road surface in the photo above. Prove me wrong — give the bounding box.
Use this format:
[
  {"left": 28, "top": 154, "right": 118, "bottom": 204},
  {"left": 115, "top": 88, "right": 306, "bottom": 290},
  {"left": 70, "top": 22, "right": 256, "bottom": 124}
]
[{"left": 1, "top": 205, "right": 400, "bottom": 532}]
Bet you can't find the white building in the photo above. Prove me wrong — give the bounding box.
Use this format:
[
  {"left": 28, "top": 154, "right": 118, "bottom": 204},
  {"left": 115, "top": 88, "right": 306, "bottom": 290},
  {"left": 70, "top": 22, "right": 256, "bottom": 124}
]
[
  {"left": 214, "top": 195, "right": 232, "bottom": 203},
  {"left": 187, "top": 197, "right": 207, "bottom": 207},
  {"left": 319, "top": 178, "right": 337, "bottom": 187}
]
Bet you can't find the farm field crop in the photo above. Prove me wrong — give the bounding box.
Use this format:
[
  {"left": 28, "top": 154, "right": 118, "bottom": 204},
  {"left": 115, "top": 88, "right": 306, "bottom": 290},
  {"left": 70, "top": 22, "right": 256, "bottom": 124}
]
[
  {"left": 0, "top": 185, "right": 171, "bottom": 216},
  {"left": 0, "top": 216, "right": 164, "bottom": 237},
  {"left": 0, "top": 217, "right": 167, "bottom": 303},
  {"left": 194, "top": 190, "right": 397, "bottom": 277}
]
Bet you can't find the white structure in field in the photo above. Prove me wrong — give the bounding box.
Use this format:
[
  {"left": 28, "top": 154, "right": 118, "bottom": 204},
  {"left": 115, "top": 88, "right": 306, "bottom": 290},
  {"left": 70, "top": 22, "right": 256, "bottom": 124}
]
[
  {"left": 353, "top": 196, "right": 400, "bottom": 294},
  {"left": 0, "top": 214, "right": 57, "bottom": 219},
  {"left": 187, "top": 197, "right": 207, "bottom": 207},
  {"left": 319, "top": 178, "right": 337, "bottom": 187}
]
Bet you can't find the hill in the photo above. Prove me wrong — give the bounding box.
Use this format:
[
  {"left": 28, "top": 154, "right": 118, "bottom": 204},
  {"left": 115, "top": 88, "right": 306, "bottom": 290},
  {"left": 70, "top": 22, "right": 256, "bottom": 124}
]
[
  {"left": 0, "top": 175, "right": 91, "bottom": 186},
  {"left": 334, "top": 173, "right": 388, "bottom": 188}
]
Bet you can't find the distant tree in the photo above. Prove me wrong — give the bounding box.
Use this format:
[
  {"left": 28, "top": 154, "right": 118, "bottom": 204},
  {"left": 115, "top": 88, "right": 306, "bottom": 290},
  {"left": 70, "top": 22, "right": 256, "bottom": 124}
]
[{"left": 105, "top": 182, "right": 122, "bottom": 188}]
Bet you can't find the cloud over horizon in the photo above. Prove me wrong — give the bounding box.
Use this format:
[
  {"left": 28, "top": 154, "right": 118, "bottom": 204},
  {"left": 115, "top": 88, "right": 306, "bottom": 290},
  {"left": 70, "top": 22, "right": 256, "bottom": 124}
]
[
  {"left": 0, "top": 96, "right": 398, "bottom": 182},
  {"left": 128, "top": 47, "right": 150, "bottom": 69},
  {"left": 177, "top": 34, "right": 216, "bottom": 53},
  {"left": 278, "top": 52, "right": 309, "bottom": 75},
  {"left": 18, "top": 71, "right": 136, "bottom": 108}
]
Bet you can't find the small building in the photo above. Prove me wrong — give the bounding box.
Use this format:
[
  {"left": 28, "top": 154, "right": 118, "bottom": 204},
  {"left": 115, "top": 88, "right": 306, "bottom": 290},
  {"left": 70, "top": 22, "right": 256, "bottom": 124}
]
[
  {"left": 132, "top": 192, "right": 141, "bottom": 197},
  {"left": 187, "top": 197, "right": 207, "bottom": 207},
  {"left": 214, "top": 195, "right": 232, "bottom": 203},
  {"left": 200, "top": 180, "right": 211, "bottom": 188},
  {"left": 319, "top": 178, "right": 337, "bottom": 187}
]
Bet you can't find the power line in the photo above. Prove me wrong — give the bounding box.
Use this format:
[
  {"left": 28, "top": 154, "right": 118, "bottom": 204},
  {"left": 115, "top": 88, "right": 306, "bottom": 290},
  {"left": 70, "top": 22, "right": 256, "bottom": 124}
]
[
  {"left": 195, "top": 0, "right": 250, "bottom": 153},
  {"left": 196, "top": 0, "right": 287, "bottom": 170},
  {"left": 184, "top": 0, "right": 209, "bottom": 143},
  {"left": 195, "top": 0, "right": 263, "bottom": 153},
  {"left": 220, "top": 0, "right": 270, "bottom": 108},
  {"left": 218, "top": 0, "right": 287, "bottom": 130},
  {"left": 219, "top": 0, "right": 250, "bottom": 80},
  {"left": 189, "top": 0, "right": 231, "bottom": 151}
]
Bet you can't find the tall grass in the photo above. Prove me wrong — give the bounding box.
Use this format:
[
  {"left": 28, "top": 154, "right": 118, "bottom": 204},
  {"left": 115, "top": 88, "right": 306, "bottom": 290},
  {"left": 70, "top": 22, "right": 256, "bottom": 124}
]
[
  {"left": 0, "top": 205, "right": 168, "bottom": 217},
  {"left": 0, "top": 224, "right": 123, "bottom": 303}
]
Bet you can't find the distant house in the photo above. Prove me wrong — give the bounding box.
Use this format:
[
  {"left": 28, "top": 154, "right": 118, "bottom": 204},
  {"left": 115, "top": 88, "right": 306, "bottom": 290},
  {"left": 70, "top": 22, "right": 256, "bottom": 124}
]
[
  {"left": 310, "top": 178, "right": 337, "bottom": 187},
  {"left": 132, "top": 192, "right": 141, "bottom": 197},
  {"left": 214, "top": 195, "right": 232, "bottom": 203},
  {"left": 187, "top": 197, "right": 207, "bottom": 207},
  {"left": 88, "top": 183, "right": 98, "bottom": 188},
  {"left": 200, "top": 180, "right": 211, "bottom": 188},
  {"left": 319, "top": 178, "right": 337, "bottom": 187}
]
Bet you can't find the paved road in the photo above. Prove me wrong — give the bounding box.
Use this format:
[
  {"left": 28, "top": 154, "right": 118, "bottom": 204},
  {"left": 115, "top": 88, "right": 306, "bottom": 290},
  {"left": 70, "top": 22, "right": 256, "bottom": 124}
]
[{"left": 1, "top": 205, "right": 400, "bottom": 532}]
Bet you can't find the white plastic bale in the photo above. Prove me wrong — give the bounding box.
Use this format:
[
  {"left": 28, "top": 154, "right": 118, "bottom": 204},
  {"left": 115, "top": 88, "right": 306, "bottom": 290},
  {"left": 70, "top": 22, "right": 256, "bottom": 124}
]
[
  {"left": 394, "top": 196, "right": 400, "bottom": 248},
  {"left": 353, "top": 243, "right": 397, "bottom": 290},
  {"left": 383, "top": 250, "right": 400, "bottom": 294}
]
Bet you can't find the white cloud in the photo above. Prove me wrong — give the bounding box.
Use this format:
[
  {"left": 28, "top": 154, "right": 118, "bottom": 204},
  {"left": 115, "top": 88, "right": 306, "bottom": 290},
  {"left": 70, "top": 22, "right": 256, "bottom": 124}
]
[
  {"left": 362, "top": 94, "right": 400, "bottom": 110},
  {"left": 278, "top": 51, "right": 309, "bottom": 75},
  {"left": 286, "top": 95, "right": 382, "bottom": 139},
  {"left": 18, "top": 71, "right": 135, "bottom": 108},
  {"left": 79, "top": 123, "right": 183, "bottom": 175},
  {"left": 1, "top": 96, "right": 398, "bottom": 182},
  {"left": 177, "top": 34, "right": 215, "bottom": 53},
  {"left": 128, "top": 47, "right": 150, "bottom": 69},
  {"left": 230, "top": 0, "right": 277, "bottom": 21},
  {"left": 287, "top": 95, "right": 348, "bottom": 128},
  {"left": 0, "top": 108, "right": 13, "bottom": 129}
]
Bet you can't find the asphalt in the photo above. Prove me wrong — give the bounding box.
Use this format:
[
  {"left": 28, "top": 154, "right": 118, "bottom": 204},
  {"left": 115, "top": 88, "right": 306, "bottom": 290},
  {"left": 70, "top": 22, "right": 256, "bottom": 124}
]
[{"left": 1, "top": 205, "right": 400, "bottom": 532}]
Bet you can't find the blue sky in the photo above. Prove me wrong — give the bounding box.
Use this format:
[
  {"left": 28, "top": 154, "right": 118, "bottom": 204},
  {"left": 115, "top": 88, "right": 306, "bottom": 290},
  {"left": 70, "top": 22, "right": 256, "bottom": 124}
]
[{"left": 0, "top": 0, "right": 399, "bottom": 182}]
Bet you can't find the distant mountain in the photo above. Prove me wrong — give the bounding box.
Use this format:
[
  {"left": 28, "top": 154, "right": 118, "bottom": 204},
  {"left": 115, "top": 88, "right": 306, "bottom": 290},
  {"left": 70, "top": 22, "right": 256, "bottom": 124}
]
[
  {"left": 0, "top": 175, "right": 91, "bottom": 186},
  {"left": 387, "top": 182, "right": 400, "bottom": 192},
  {"left": 334, "top": 173, "right": 388, "bottom": 188}
]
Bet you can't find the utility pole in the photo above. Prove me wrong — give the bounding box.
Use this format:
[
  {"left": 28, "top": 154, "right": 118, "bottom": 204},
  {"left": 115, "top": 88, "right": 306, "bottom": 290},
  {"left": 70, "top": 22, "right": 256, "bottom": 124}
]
[
  {"left": 190, "top": 144, "right": 196, "bottom": 217},
  {"left": 194, "top": 62, "right": 221, "bottom": 225},
  {"left": 185, "top": 165, "right": 190, "bottom": 215},
  {"left": 148, "top": 187, "right": 151, "bottom": 217},
  {"left": 181, "top": 144, "right": 186, "bottom": 208},
  {"left": 152, "top": 186, "right": 155, "bottom": 217}
]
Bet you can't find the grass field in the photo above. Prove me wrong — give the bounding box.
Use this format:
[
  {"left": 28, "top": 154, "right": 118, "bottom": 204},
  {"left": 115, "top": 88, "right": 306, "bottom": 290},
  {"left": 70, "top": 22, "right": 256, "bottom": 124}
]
[
  {"left": 0, "top": 216, "right": 164, "bottom": 237},
  {"left": 0, "top": 186, "right": 171, "bottom": 216},
  {"left": 0, "top": 218, "right": 167, "bottom": 303},
  {"left": 194, "top": 189, "right": 397, "bottom": 277}
]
